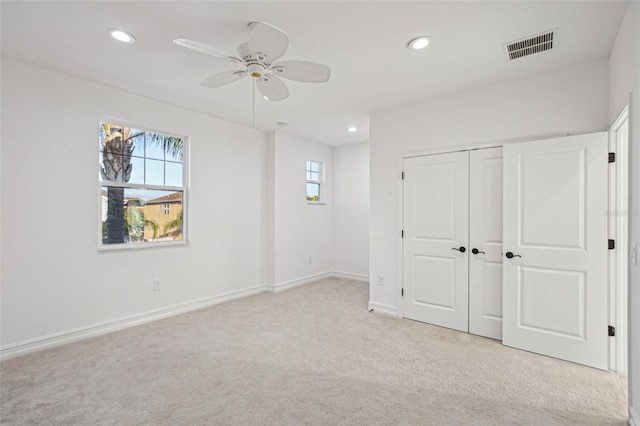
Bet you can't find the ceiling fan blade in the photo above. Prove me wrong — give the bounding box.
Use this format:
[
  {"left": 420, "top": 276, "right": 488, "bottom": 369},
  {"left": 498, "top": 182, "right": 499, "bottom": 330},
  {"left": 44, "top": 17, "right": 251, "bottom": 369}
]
[
  {"left": 201, "top": 70, "right": 247, "bottom": 88},
  {"left": 256, "top": 74, "right": 289, "bottom": 101},
  {"left": 174, "top": 38, "right": 242, "bottom": 63},
  {"left": 270, "top": 61, "right": 331, "bottom": 83},
  {"left": 247, "top": 22, "right": 289, "bottom": 63}
]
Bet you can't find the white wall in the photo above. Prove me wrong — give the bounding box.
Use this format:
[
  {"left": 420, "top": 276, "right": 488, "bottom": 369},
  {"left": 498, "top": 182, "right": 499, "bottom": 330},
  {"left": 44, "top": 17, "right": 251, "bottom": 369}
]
[
  {"left": 0, "top": 58, "right": 268, "bottom": 354},
  {"left": 609, "top": 2, "right": 638, "bottom": 123},
  {"left": 609, "top": 3, "right": 640, "bottom": 424},
  {"left": 332, "top": 142, "right": 370, "bottom": 279},
  {"left": 0, "top": 57, "right": 371, "bottom": 357},
  {"left": 265, "top": 132, "right": 276, "bottom": 286},
  {"left": 369, "top": 58, "right": 609, "bottom": 315},
  {"left": 268, "top": 131, "right": 334, "bottom": 288}
]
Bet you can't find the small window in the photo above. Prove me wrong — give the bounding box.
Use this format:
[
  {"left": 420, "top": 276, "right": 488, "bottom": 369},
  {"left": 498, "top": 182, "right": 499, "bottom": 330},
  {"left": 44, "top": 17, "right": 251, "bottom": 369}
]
[
  {"left": 99, "top": 122, "right": 187, "bottom": 247},
  {"left": 306, "top": 160, "right": 322, "bottom": 203}
]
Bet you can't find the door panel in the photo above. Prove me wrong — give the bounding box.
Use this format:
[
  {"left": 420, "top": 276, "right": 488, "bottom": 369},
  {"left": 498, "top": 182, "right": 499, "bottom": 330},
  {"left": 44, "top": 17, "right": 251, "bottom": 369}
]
[
  {"left": 520, "top": 149, "right": 586, "bottom": 249},
  {"left": 413, "top": 162, "right": 456, "bottom": 240},
  {"left": 518, "top": 267, "right": 586, "bottom": 338},
  {"left": 403, "top": 152, "right": 469, "bottom": 332},
  {"left": 469, "top": 147, "right": 504, "bottom": 340},
  {"left": 481, "top": 261, "right": 503, "bottom": 319},
  {"left": 503, "top": 132, "right": 608, "bottom": 369},
  {"left": 413, "top": 255, "right": 456, "bottom": 309}
]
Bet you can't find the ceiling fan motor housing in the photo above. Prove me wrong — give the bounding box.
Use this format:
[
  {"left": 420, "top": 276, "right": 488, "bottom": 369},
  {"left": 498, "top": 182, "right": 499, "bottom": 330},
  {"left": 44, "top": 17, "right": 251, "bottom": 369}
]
[
  {"left": 247, "top": 63, "right": 265, "bottom": 78},
  {"left": 237, "top": 42, "right": 268, "bottom": 77}
]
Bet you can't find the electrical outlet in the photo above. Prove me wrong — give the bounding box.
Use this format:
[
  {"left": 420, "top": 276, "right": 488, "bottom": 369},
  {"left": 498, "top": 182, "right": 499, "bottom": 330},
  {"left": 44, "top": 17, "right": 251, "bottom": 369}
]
[
  {"left": 153, "top": 279, "right": 161, "bottom": 291},
  {"left": 308, "top": 256, "right": 313, "bottom": 264},
  {"left": 377, "top": 275, "right": 384, "bottom": 286}
]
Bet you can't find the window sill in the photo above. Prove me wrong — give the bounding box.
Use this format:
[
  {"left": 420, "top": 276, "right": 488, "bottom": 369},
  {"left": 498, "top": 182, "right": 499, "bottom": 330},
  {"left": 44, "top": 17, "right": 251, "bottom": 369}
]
[{"left": 98, "top": 240, "right": 189, "bottom": 252}]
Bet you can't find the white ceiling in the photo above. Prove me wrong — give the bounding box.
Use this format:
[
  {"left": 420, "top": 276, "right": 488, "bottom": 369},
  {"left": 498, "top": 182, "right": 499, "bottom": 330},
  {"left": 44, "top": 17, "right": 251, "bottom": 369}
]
[{"left": 0, "top": 1, "right": 629, "bottom": 146}]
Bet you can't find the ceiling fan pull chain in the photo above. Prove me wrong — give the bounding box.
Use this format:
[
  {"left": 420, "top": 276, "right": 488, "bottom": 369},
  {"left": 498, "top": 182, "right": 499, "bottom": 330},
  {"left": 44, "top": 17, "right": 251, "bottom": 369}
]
[{"left": 252, "top": 78, "right": 255, "bottom": 133}]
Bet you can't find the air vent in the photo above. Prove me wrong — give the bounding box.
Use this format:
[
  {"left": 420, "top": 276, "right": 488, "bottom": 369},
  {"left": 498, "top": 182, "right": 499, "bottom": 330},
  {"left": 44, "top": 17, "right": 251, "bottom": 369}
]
[{"left": 503, "top": 30, "right": 556, "bottom": 61}]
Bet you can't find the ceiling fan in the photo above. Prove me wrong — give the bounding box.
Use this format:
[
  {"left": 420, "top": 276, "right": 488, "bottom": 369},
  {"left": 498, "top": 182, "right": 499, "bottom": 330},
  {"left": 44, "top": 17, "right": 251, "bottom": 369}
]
[{"left": 174, "top": 22, "right": 331, "bottom": 102}]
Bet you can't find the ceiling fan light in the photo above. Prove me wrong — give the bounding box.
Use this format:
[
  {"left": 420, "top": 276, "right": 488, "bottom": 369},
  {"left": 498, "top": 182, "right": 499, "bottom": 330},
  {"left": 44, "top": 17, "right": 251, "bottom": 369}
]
[
  {"left": 108, "top": 29, "right": 135, "bottom": 44},
  {"left": 407, "top": 36, "right": 430, "bottom": 50}
]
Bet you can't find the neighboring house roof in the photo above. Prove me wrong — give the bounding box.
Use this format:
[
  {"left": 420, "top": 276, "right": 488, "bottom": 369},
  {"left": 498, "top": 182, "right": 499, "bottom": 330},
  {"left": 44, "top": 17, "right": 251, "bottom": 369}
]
[{"left": 146, "top": 192, "right": 182, "bottom": 204}]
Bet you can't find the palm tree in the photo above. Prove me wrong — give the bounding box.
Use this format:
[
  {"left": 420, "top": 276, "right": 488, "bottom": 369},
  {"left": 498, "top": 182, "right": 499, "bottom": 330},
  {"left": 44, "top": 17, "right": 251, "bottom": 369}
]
[
  {"left": 125, "top": 203, "right": 159, "bottom": 241},
  {"left": 100, "top": 125, "right": 140, "bottom": 244},
  {"left": 163, "top": 211, "right": 183, "bottom": 238},
  {"left": 100, "top": 124, "right": 183, "bottom": 244}
]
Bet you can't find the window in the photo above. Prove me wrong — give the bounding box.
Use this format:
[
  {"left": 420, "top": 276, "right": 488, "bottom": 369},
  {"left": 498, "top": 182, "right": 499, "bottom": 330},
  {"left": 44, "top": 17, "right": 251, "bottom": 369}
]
[
  {"left": 99, "top": 122, "right": 187, "bottom": 247},
  {"left": 306, "top": 160, "right": 322, "bottom": 203}
]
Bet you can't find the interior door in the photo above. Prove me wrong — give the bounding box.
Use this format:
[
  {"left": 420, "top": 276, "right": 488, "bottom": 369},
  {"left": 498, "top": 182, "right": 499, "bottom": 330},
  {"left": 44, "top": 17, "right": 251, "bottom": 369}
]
[
  {"left": 469, "top": 147, "right": 503, "bottom": 340},
  {"left": 403, "top": 151, "right": 469, "bottom": 332},
  {"left": 502, "top": 132, "right": 608, "bottom": 369}
]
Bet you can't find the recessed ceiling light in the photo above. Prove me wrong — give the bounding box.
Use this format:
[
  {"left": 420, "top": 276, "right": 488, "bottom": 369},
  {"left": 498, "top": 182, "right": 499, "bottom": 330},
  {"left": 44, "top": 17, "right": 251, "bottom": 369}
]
[
  {"left": 407, "top": 36, "right": 430, "bottom": 50},
  {"left": 346, "top": 126, "right": 358, "bottom": 133},
  {"left": 108, "top": 29, "right": 136, "bottom": 44}
]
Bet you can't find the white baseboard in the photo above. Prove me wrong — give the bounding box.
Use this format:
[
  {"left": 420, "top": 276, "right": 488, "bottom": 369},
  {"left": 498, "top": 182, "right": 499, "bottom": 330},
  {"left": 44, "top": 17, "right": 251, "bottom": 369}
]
[
  {"left": 0, "top": 284, "right": 265, "bottom": 361},
  {"left": 266, "top": 270, "right": 370, "bottom": 293},
  {"left": 2, "top": 272, "right": 372, "bottom": 361},
  {"left": 368, "top": 301, "right": 400, "bottom": 318},
  {"left": 630, "top": 405, "right": 639, "bottom": 426},
  {"left": 266, "top": 271, "right": 333, "bottom": 293},
  {"left": 331, "top": 270, "right": 369, "bottom": 283}
]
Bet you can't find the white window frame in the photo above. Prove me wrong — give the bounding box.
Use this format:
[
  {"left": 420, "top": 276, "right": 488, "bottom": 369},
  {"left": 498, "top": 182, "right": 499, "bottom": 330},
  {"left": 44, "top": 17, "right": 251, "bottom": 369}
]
[
  {"left": 97, "top": 118, "right": 189, "bottom": 251},
  {"left": 306, "top": 160, "right": 325, "bottom": 205}
]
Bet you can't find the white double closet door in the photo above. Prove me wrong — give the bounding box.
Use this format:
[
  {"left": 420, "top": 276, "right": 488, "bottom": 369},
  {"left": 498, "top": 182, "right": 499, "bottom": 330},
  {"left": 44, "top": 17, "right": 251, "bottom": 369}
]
[
  {"left": 403, "top": 147, "right": 504, "bottom": 339},
  {"left": 403, "top": 133, "right": 608, "bottom": 369}
]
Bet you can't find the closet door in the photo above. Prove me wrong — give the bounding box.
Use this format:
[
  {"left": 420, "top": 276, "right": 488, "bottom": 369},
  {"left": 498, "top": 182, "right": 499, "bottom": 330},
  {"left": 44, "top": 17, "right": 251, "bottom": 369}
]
[
  {"left": 502, "top": 133, "right": 608, "bottom": 369},
  {"left": 402, "top": 152, "right": 469, "bottom": 332},
  {"left": 469, "top": 148, "right": 503, "bottom": 340}
]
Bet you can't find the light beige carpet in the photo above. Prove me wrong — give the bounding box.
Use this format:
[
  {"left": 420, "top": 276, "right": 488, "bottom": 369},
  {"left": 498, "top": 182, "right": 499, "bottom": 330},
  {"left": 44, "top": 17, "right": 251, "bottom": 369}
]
[{"left": 0, "top": 278, "right": 628, "bottom": 425}]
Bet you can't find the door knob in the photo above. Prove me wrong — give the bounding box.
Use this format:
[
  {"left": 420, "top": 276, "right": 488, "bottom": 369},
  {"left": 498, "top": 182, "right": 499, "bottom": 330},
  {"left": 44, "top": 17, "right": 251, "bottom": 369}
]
[
  {"left": 452, "top": 246, "right": 466, "bottom": 253},
  {"left": 505, "top": 252, "right": 521, "bottom": 259},
  {"left": 471, "top": 248, "right": 485, "bottom": 255}
]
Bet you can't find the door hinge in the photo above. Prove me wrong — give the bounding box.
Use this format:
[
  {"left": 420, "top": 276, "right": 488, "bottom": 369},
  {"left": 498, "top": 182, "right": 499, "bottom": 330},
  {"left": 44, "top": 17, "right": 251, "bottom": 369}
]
[
  {"left": 401, "top": 288, "right": 404, "bottom": 297},
  {"left": 608, "top": 325, "right": 616, "bottom": 337},
  {"left": 401, "top": 171, "right": 405, "bottom": 180},
  {"left": 609, "top": 152, "right": 616, "bottom": 163},
  {"left": 401, "top": 230, "right": 404, "bottom": 238},
  {"left": 608, "top": 239, "right": 615, "bottom": 250}
]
